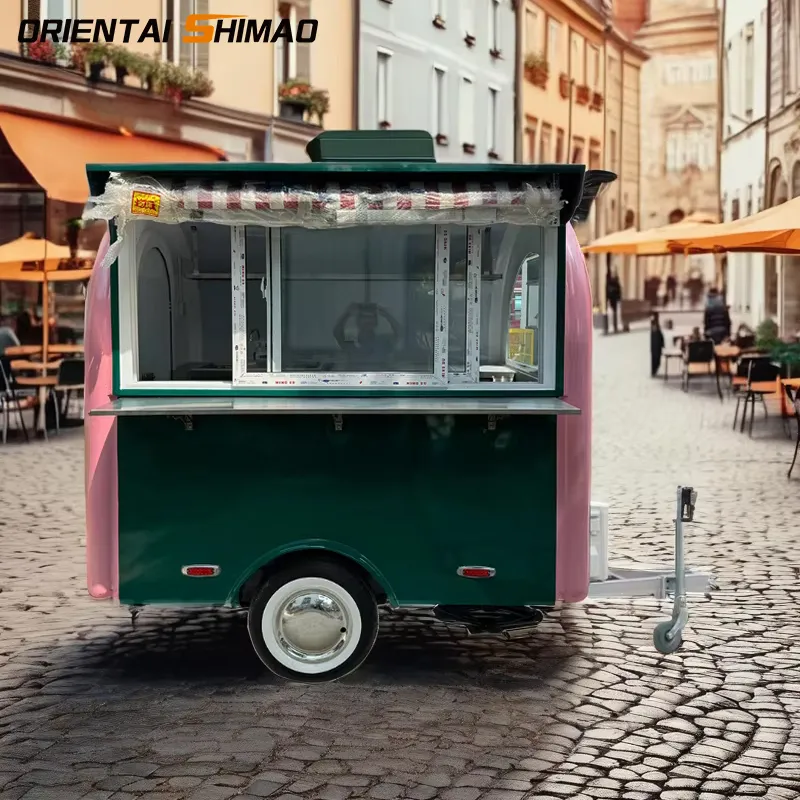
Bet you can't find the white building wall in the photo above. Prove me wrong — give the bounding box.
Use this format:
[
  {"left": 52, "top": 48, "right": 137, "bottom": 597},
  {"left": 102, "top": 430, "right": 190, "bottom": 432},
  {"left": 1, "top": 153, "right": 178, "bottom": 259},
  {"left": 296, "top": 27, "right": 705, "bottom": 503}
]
[
  {"left": 720, "top": 0, "right": 769, "bottom": 325},
  {"left": 358, "top": 0, "right": 517, "bottom": 162}
]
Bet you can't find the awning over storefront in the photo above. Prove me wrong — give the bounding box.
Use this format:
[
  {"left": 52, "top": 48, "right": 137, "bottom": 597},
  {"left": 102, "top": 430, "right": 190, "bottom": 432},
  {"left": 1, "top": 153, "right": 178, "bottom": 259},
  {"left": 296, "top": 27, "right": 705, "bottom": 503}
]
[
  {"left": 666, "top": 196, "right": 800, "bottom": 254},
  {"left": 0, "top": 106, "right": 225, "bottom": 205}
]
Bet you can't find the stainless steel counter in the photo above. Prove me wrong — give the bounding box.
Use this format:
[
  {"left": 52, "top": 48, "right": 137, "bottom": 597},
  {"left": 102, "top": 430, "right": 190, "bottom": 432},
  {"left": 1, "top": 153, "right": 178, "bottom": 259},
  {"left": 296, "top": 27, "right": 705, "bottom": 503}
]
[{"left": 90, "top": 396, "right": 580, "bottom": 416}]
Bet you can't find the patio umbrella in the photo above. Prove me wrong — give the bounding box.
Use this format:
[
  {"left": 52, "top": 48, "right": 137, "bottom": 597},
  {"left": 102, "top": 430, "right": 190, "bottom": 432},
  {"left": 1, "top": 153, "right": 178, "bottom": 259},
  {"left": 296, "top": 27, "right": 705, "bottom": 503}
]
[
  {"left": 583, "top": 213, "right": 718, "bottom": 255},
  {"left": 666, "top": 195, "right": 800, "bottom": 254},
  {"left": 0, "top": 235, "right": 94, "bottom": 360}
]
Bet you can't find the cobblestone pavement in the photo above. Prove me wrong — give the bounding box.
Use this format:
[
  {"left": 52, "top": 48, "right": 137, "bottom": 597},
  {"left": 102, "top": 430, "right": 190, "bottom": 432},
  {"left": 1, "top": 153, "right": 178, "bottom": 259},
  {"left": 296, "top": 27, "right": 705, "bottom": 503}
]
[{"left": 2, "top": 330, "right": 800, "bottom": 800}]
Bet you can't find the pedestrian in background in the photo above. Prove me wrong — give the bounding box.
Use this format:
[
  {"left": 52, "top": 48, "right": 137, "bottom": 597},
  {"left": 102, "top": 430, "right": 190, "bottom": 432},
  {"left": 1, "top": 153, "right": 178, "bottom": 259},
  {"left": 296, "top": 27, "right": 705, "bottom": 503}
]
[
  {"left": 650, "top": 313, "right": 664, "bottom": 377},
  {"left": 606, "top": 268, "right": 622, "bottom": 333},
  {"left": 703, "top": 287, "right": 731, "bottom": 344}
]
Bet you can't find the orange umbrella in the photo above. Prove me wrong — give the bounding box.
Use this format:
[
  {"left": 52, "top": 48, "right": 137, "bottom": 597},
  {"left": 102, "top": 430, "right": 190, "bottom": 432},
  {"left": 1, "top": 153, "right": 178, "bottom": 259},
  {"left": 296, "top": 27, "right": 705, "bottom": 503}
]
[
  {"left": 667, "top": 196, "right": 800, "bottom": 254},
  {"left": 0, "top": 235, "right": 94, "bottom": 360},
  {"left": 583, "top": 214, "right": 718, "bottom": 255}
]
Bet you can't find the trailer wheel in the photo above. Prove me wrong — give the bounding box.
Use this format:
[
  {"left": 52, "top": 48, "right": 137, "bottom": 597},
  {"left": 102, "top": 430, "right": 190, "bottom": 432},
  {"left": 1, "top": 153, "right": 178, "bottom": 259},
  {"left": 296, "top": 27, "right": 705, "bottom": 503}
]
[
  {"left": 653, "top": 620, "right": 682, "bottom": 655},
  {"left": 247, "top": 559, "right": 379, "bottom": 683}
]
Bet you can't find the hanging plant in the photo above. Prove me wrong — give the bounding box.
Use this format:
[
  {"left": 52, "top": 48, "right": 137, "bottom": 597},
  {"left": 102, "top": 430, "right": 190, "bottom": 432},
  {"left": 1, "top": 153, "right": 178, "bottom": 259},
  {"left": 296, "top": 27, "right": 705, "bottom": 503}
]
[
  {"left": 70, "top": 42, "right": 88, "bottom": 75},
  {"left": 308, "top": 88, "right": 330, "bottom": 126}
]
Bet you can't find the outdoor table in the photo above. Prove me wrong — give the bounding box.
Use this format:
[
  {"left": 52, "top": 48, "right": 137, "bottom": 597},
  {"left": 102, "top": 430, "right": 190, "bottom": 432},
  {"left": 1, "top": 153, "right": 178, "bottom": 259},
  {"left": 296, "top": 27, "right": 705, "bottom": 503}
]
[
  {"left": 49, "top": 344, "right": 84, "bottom": 356},
  {"left": 15, "top": 364, "right": 60, "bottom": 434},
  {"left": 4, "top": 345, "right": 42, "bottom": 358}
]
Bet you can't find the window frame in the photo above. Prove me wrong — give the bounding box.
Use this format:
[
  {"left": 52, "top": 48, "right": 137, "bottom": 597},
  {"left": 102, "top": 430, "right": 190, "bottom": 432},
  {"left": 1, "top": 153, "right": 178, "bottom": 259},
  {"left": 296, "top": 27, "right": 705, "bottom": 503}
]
[
  {"left": 376, "top": 48, "right": 393, "bottom": 127},
  {"left": 460, "top": 74, "right": 476, "bottom": 146},
  {"left": 114, "top": 220, "right": 561, "bottom": 394},
  {"left": 432, "top": 64, "right": 448, "bottom": 137}
]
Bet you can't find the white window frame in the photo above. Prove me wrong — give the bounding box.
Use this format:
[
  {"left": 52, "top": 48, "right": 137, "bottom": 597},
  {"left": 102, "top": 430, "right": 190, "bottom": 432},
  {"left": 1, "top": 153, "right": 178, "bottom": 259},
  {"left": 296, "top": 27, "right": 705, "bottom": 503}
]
[
  {"left": 487, "top": 86, "right": 499, "bottom": 154},
  {"left": 432, "top": 64, "right": 448, "bottom": 137},
  {"left": 460, "top": 74, "right": 476, "bottom": 146},
  {"left": 462, "top": 0, "right": 475, "bottom": 36},
  {"left": 547, "top": 19, "right": 560, "bottom": 70},
  {"left": 376, "top": 48, "right": 393, "bottom": 127},
  {"left": 116, "top": 221, "right": 559, "bottom": 393},
  {"left": 489, "top": 0, "right": 500, "bottom": 52}
]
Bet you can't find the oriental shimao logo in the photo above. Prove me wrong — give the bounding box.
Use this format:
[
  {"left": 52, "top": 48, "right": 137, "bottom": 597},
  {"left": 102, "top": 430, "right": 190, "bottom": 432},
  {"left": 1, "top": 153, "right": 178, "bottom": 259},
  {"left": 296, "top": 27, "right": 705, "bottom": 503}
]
[{"left": 19, "top": 15, "right": 317, "bottom": 45}]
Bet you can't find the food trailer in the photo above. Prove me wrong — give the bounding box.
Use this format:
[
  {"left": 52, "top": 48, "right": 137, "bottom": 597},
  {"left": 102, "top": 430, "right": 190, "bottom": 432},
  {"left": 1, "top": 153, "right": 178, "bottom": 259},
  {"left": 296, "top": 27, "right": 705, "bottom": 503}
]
[{"left": 83, "top": 131, "right": 712, "bottom": 682}]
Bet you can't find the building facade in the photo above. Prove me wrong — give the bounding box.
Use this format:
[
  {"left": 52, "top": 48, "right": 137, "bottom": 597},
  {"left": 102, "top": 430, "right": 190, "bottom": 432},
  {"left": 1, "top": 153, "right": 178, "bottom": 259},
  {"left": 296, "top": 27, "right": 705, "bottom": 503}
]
[
  {"left": 766, "top": 0, "right": 800, "bottom": 335},
  {"left": 521, "top": 0, "right": 646, "bottom": 303},
  {"left": 634, "top": 0, "right": 720, "bottom": 288},
  {"left": 0, "top": 0, "right": 354, "bottom": 319},
  {"left": 358, "top": 0, "right": 516, "bottom": 162},
  {"left": 720, "top": 0, "right": 768, "bottom": 326}
]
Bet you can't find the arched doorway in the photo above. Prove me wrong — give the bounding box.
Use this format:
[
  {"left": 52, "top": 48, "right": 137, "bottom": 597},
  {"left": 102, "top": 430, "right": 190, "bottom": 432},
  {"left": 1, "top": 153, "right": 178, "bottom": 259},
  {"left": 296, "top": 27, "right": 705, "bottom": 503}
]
[
  {"left": 764, "top": 162, "right": 785, "bottom": 317},
  {"left": 137, "top": 247, "right": 173, "bottom": 381}
]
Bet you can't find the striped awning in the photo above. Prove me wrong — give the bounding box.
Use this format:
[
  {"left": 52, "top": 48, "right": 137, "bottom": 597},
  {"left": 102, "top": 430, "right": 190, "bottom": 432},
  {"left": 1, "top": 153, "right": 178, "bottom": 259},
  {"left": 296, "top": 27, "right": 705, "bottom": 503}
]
[{"left": 85, "top": 174, "right": 565, "bottom": 231}]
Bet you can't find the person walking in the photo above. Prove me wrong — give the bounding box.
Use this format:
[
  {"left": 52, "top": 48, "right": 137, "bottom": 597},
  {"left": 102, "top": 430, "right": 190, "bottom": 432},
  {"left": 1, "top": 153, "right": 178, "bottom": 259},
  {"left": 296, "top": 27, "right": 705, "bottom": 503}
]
[
  {"left": 606, "top": 268, "right": 622, "bottom": 333},
  {"left": 650, "top": 313, "right": 665, "bottom": 377},
  {"left": 703, "top": 286, "right": 731, "bottom": 344}
]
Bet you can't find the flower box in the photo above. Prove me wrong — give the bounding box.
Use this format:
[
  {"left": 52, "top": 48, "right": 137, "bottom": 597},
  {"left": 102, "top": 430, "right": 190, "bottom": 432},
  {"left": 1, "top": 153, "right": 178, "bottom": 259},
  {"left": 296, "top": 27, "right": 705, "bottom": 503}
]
[
  {"left": 525, "top": 65, "right": 548, "bottom": 88},
  {"left": 379, "top": 120, "right": 392, "bottom": 130},
  {"left": 462, "top": 142, "right": 476, "bottom": 155},
  {"left": 432, "top": 14, "right": 446, "bottom": 29},
  {"left": 591, "top": 91, "right": 604, "bottom": 111},
  {"left": 487, "top": 150, "right": 500, "bottom": 160},
  {"left": 435, "top": 133, "right": 449, "bottom": 146},
  {"left": 575, "top": 84, "right": 590, "bottom": 105},
  {"left": 489, "top": 48, "right": 502, "bottom": 59},
  {"left": 464, "top": 33, "right": 476, "bottom": 47}
]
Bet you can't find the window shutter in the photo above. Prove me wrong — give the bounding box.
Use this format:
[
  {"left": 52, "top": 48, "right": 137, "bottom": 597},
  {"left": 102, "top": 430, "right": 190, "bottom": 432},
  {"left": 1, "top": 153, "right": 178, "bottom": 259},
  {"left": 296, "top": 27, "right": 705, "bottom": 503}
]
[{"left": 194, "top": 0, "right": 210, "bottom": 72}]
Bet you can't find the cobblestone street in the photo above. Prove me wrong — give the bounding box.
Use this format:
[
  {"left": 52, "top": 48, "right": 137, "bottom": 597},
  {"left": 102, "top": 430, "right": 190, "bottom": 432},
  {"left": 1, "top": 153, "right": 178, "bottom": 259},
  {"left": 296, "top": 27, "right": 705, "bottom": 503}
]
[{"left": 1, "top": 329, "right": 799, "bottom": 800}]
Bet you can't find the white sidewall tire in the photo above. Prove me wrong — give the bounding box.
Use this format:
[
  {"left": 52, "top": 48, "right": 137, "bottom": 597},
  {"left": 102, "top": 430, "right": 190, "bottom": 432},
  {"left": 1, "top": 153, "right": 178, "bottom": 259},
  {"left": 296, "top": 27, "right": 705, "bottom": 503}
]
[
  {"left": 247, "top": 559, "right": 380, "bottom": 683},
  {"left": 261, "top": 576, "right": 363, "bottom": 676}
]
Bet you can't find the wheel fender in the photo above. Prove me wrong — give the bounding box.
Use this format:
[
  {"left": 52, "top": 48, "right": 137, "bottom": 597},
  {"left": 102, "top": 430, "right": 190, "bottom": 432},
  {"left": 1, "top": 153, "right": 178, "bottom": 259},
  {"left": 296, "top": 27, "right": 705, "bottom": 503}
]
[{"left": 226, "top": 539, "right": 398, "bottom": 608}]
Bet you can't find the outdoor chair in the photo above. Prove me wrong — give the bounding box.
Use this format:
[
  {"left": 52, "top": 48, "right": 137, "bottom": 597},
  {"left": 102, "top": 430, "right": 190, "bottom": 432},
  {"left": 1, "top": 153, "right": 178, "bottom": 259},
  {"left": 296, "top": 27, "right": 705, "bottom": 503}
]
[
  {"left": 784, "top": 383, "right": 800, "bottom": 479},
  {"left": 682, "top": 339, "right": 722, "bottom": 399},
  {"left": 662, "top": 335, "right": 684, "bottom": 381},
  {"left": 0, "top": 356, "right": 36, "bottom": 444},
  {"left": 735, "top": 358, "right": 782, "bottom": 437},
  {"left": 52, "top": 357, "right": 85, "bottom": 427}
]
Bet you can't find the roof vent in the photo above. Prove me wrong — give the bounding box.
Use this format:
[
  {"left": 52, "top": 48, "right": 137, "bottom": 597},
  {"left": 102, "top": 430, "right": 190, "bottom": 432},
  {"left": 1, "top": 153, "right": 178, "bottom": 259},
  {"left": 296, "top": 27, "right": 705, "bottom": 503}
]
[{"left": 305, "top": 130, "right": 436, "bottom": 163}]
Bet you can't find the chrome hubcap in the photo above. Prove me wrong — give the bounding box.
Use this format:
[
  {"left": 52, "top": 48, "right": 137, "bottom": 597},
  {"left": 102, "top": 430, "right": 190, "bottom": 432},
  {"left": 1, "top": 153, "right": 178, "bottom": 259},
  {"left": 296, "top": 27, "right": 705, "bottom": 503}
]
[{"left": 273, "top": 589, "right": 351, "bottom": 665}]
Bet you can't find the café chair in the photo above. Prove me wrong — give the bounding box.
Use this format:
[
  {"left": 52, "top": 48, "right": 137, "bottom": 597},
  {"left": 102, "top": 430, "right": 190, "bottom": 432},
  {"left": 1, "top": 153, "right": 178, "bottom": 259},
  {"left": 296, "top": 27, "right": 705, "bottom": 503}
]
[
  {"left": 784, "top": 383, "right": 800, "bottom": 479},
  {"left": 682, "top": 339, "right": 722, "bottom": 400}
]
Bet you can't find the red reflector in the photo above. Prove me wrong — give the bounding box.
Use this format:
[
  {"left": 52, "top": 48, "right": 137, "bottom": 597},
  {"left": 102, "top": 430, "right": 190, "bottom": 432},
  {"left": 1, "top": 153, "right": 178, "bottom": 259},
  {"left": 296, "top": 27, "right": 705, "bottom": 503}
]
[
  {"left": 182, "top": 566, "right": 219, "bottom": 577},
  {"left": 457, "top": 566, "right": 496, "bottom": 579}
]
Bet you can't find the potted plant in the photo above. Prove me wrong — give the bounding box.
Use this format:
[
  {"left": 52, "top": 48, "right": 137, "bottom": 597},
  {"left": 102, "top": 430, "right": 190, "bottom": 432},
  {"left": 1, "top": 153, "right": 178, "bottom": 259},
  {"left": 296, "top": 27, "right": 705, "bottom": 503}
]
[
  {"left": 26, "top": 40, "right": 57, "bottom": 65},
  {"left": 158, "top": 61, "right": 190, "bottom": 105},
  {"left": 130, "top": 53, "right": 160, "bottom": 91},
  {"left": 85, "top": 43, "right": 108, "bottom": 82},
  {"left": 575, "top": 84, "right": 590, "bottom": 104},
  {"left": 524, "top": 52, "right": 548, "bottom": 88},
  {"left": 54, "top": 43, "right": 70, "bottom": 67},
  {"left": 278, "top": 79, "right": 313, "bottom": 121},
  {"left": 559, "top": 73, "right": 570, "bottom": 98},
  {"left": 70, "top": 42, "right": 88, "bottom": 76},
  {"left": 65, "top": 218, "right": 83, "bottom": 257},
  {"left": 379, "top": 120, "right": 391, "bottom": 129},
  {"left": 464, "top": 32, "right": 476, "bottom": 47},
  {"left": 185, "top": 70, "right": 214, "bottom": 100},
  {"left": 432, "top": 13, "right": 446, "bottom": 29},
  {"left": 489, "top": 46, "right": 502, "bottom": 59},
  {"left": 308, "top": 87, "right": 329, "bottom": 126},
  {"left": 435, "top": 133, "right": 448, "bottom": 146},
  {"left": 107, "top": 45, "right": 132, "bottom": 84},
  {"left": 591, "top": 91, "right": 604, "bottom": 111},
  {"left": 462, "top": 142, "right": 476, "bottom": 155},
  {"left": 488, "top": 149, "right": 500, "bottom": 160}
]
